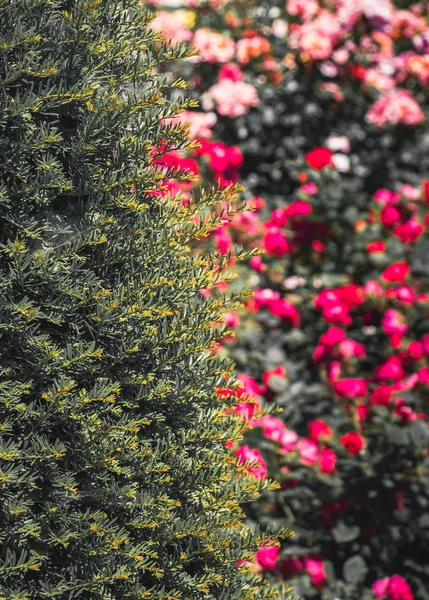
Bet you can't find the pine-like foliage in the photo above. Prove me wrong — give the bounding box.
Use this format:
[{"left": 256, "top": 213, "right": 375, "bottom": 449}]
[{"left": 0, "top": 2, "right": 285, "bottom": 598}]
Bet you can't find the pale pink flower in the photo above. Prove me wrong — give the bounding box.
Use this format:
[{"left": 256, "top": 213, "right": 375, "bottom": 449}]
[
  {"left": 366, "top": 90, "right": 424, "bottom": 127},
  {"left": 207, "top": 79, "right": 259, "bottom": 117},
  {"left": 296, "top": 438, "right": 319, "bottom": 465},
  {"left": 286, "top": 0, "right": 319, "bottom": 21},
  {"left": 193, "top": 28, "right": 235, "bottom": 63},
  {"left": 163, "top": 111, "right": 217, "bottom": 140},
  {"left": 364, "top": 68, "right": 396, "bottom": 92},
  {"left": 151, "top": 11, "right": 193, "bottom": 44}
]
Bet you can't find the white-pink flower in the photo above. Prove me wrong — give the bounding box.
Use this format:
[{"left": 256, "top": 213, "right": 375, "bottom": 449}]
[
  {"left": 207, "top": 79, "right": 259, "bottom": 117},
  {"left": 193, "top": 28, "right": 235, "bottom": 63},
  {"left": 150, "top": 11, "right": 193, "bottom": 45}
]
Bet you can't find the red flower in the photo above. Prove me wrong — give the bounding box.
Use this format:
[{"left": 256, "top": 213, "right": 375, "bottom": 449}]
[
  {"left": 367, "top": 241, "right": 386, "bottom": 253},
  {"left": 305, "top": 147, "right": 333, "bottom": 170},
  {"left": 382, "top": 262, "right": 410, "bottom": 283},
  {"left": 393, "top": 219, "right": 424, "bottom": 244},
  {"left": 262, "top": 365, "right": 287, "bottom": 386},
  {"left": 422, "top": 180, "right": 429, "bottom": 204},
  {"left": 340, "top": 431, "right": 365, "bottom": 455},
  {"left": 309, "top": 419, "right": 333, "bottom": 442}
]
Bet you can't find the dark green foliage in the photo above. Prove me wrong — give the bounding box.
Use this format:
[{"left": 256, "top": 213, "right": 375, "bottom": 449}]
[{"left": 0, "top": 2, "right": 286, "bottom": 598}]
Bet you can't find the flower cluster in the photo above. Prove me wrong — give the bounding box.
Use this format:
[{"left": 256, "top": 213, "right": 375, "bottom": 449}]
[{"left": 149, "top": 0, "right": 429, "bottom": 598}]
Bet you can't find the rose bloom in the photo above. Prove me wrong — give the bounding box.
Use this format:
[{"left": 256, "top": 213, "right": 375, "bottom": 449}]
[
  {"left": 296, "top": 438, "right": 319, "bottom": 465},
  {"left": 150, "top": 11, "right": 193, "bottom": 44},
  {"left": 193, "top": 28, "right": 235, "bottom": 63},
  {"left": 382, "top": 262, "right": 410, "bottom": 283},
  {"left": 393, "top": 219, "right": 424, "bottom": 244},
  {"left": 236, "top": 445, "right": 267, "bottom": 479},
  {"left": 382, "top": 309, "right": 408, "bottom": 337},
  {"left": 340, "top": 431, "right": 365, "bottom": 455},
  {"left": 236, "top": 35, "right": 270, "bottom": 64},
  {"left": 366, "top": 90, "right": 424, "bottom": 127},
  {"left": 207, "top": 79, "right": 259, "bottom": 118},
  {"left": 255, "top": 545, "right": 280, "bottom": 571},
  {"left": 263, "top": 226, "right": 292, "bottom": 256},
  {"left": 319, "top": 447, "right": 337, "bottom": 474},
  {"left": 305, "top": 147, "right": 333, "bottom": 169},
  {"left": 373, "top": 575, "right": 414, "bottom": 600},
  {"left": 334, "top": 378, "right": 368, "bottom": 399},
  {"left": 309, "top": 419, "right": 333, "bottom": 442},
  {"left": 303, "top": 556, "right": 328, "bottom": 591},
  {"left": 164, "top": 111, "right": 217, "bottom": 140}
]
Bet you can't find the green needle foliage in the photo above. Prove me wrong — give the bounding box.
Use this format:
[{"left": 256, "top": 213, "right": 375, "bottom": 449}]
[{"left": 0, "top": 2, "right": 287, "bottom": 598}]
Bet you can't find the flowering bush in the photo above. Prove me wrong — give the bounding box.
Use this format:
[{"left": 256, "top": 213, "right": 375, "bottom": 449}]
[{"left": 150, "top": 0, "right": 429, "bottom": 599}]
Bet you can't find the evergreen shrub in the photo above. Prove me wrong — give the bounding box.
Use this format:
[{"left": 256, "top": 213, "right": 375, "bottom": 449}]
[{"left": 0, "top": 2, "right": 288, "bottom": 598}]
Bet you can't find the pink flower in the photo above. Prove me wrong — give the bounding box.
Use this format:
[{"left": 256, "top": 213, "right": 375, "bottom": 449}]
[
  {"left": 151, "top": 11, "right": 193, "bottom": 44},
  {"left": 366, "top": 90, "right": 424, "bottom": 128},
  {"left": 253, "top": 288, "right": 281, "bottom": 309},
  {"left": 291, "top": 12, "right": 342, "bottom": 61},
  {"left": 193, "top": 29, "right": 235, "bottom": 63},
  {"left": 373, "top": 577, "right": 390, "bottom": 598},
  {"left": 376, "top": 357, "right": 406, "bottom": 381},
  {"left": 364, "top": 280, "right": 384, "bottom": 299},
  {"left": 320, "top": 327, "right": 346, "bottom": 347},
  {"left": 218, "top": 63, "right": 244, "bottom": 81},
  {"left": 374, "top": 189, "right": 401, "bottom": 206},
  {"left": 395, "top": 286, "right": 415, "bottom": 304},
  {"left": 334, "top": 378, "right": 368, "bottom": 399},
  {"left": 164, "top": 111, "right": 217, "bottom": 140},
  {"left": 300, "top": 182, "right": 318, "bottom": 194},
  {"left": 338, "top": 338, "right": 366, "bottom": 359},
  {"left": 236, "top": 445, "right": 267, "bottom": 479},
  {"left": 233, "top": 402, "right": 258, "bottom": 421},
  {"left": 382, "top": 309, "right": 408, "bottom": 337},
  {"left": 285, "top": 200, "right": 313, "bottom": 218},
  {"left": 269, "top": 298, "right": 301, "bottom": 327},
  {"left": 381, "top": 206, "right": 401, "bottom": 227},
  {"left": 341, "top": 431, "right": 365, "bottom": 455},
  {"left": 255, "top": 546, "right": 280, "bottom": 571},
  {"left": 286, "top": 0, "right": 319, "bottom": 20},
  {"left": 319, "top": 447, "right": 337, "bottom": 474},
  {"left": 373, "top": 575, "right": 414, "bottom": 600},
  {"left": 371, "top": 385, "right": 394, "bottom": 406},
  {"left": 322, "top": 304, "right": 352, "bottom": 326},
  {"left": 303, "top": 556, "right": 328, "bottom": 590},
  {"left": 393, "top": 220, "right": 424, "bottom": 244},
  {"left": 249, "top": 415, "right": 293, "bottom": 445},
  {"left": 207, "top": 79, "right": 259, "bottom": 118},
  {"left": 364, "top": 68, "right": 396, "bottom": 92},
  {"left": 263, "top": 226, "right": 292, "bottom": 256},
  {"left": 296, "top": 438, "right": 319, "bottom": 465},
  {"left": 237, "top": 373, "right": 266, "bottom": 398},
  {"left": 215, "top": 228, "right": 232, "bottom": 255},
  {"left": 221, "top": 313, "right": 239, "bottom": 331}
]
